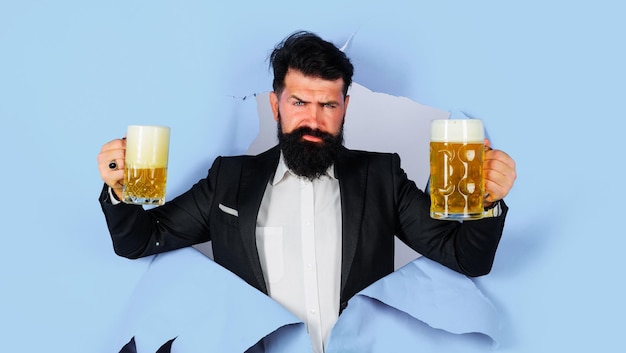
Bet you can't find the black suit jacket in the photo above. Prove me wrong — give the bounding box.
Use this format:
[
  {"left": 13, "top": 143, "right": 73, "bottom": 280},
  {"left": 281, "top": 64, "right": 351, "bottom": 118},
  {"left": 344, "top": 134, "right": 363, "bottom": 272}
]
[{"left": 100, "top": 145, "right": 507, "bottom": 309}]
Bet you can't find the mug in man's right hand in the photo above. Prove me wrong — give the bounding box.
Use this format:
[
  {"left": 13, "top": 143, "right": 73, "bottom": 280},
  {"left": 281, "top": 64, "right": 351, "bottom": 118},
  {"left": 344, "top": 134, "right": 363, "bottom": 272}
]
[{"left": 122, "top": 125, "right": 171, "bottom": 206}]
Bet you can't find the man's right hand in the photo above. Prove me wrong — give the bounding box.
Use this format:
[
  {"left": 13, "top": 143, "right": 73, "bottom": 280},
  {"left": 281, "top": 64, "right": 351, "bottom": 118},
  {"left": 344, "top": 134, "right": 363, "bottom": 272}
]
[{"left": 97, "top": 138, "right": 126, "bottom": 200}]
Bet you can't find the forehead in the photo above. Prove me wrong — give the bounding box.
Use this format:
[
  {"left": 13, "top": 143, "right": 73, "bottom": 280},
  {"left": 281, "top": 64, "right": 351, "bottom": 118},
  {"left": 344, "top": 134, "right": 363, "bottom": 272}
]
[{"left": 281, "top": 69, "right": 345, "bottom": 99}]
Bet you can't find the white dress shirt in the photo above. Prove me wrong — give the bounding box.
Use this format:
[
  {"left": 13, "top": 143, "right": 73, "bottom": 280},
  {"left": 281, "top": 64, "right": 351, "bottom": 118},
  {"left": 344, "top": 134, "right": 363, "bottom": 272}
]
[{"left": 256, "top": 153, "right": 342, "bottom": 353}]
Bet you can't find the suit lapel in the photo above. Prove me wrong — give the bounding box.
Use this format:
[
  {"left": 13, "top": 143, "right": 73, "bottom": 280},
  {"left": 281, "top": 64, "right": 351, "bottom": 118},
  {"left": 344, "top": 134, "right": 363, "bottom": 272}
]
[
  {"left": 335, "top": 147, "right": 367, "bottom": 297},
  {"left": 238, "top": 146, "right": 280, "bottom": 294}
]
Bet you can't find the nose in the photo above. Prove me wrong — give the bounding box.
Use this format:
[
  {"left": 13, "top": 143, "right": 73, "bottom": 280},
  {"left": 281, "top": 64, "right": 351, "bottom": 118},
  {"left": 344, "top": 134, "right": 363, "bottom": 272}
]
[{"left": 304, "top": 105, "right": 323, "bottom": 130}]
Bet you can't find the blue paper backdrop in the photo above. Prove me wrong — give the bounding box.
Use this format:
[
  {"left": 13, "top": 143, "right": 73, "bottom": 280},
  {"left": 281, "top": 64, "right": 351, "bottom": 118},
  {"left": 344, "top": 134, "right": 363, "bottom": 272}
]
[{"left": 1, "top": 1, "right": 624, "bottom": 352}]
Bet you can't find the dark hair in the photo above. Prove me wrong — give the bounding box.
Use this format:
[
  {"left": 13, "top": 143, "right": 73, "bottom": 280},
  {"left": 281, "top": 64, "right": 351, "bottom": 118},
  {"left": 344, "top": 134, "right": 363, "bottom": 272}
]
[{"left": 269, "top": 31, "right": 354, "bottom": 97}]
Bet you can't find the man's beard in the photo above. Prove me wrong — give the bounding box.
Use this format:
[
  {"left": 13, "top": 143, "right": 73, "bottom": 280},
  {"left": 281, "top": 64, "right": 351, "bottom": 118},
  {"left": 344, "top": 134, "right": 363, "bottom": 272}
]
[{"left": 277, "top": 117, "right": 344, "bottom": 180}]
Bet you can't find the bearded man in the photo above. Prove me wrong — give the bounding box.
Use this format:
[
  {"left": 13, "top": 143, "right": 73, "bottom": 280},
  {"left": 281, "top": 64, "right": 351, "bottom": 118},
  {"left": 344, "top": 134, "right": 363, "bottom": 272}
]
[{"left": 97, "top": 31, "right": 517, "bottom": 353}]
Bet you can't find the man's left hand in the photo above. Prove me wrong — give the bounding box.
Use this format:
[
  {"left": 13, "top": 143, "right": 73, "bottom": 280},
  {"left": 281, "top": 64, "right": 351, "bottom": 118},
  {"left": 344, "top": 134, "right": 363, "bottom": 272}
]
[{"left": 483, "top": 140, "right": 517, "bottom": 205}]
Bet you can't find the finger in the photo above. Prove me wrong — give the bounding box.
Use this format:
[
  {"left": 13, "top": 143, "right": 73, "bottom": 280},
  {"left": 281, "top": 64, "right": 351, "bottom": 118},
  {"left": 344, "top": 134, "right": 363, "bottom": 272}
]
[
  {"left": 99, "top": 138, "right": 126, "bottom": 153},
  {"left": 97, "top": 138, "right": 126, "bottom": 164},
  {"left": 484, "top": 170, "right": 515, "bottom": 200},
  {"left": 484, "top": 178, "right": 508, "bottom": 202},
  {"left": 483, "top": 150, "right": 517, "bottom": 201},
  {"left": 98, "top": 149, "right": 126, "bottom": 172},
  {"left": 97, "top": 138, "right": 127, "bottom": 188},
  {"left": 485, "top": 149, "right": 516, "bottom": 170},
  {"left": 484, "top": 158, "right": 516, "bottom": 186},
  {"left": 104, "top": 157, "right": 125, "bottom": 172},
  {"left": 99, "top": 163, "right": 125, "bottom": 189}
]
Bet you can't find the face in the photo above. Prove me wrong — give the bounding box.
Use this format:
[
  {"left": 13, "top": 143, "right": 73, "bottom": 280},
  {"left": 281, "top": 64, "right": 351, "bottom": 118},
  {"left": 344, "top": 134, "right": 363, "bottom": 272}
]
[{"left": 270, "top": 69, "right": 350, "bottom": 143}]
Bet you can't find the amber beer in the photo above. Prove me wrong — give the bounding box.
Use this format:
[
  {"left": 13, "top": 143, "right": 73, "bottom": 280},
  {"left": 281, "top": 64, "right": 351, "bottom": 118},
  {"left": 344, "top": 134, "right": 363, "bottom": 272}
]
[
  {"left": 122, "top": 125, "right": 170, "bottom": 205},
  {"left": 429, "top": 119, "right": 485, "bottom": 220}
]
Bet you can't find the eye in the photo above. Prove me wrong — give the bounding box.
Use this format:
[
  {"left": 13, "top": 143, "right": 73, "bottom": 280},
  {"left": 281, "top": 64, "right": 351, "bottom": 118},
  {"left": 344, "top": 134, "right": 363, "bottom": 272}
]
[
  {"left": 324, "top": 103, "right": 337, "bottom": 109},
  {"left": 294, "top": 100, "right": 304, "bottom": 106}
]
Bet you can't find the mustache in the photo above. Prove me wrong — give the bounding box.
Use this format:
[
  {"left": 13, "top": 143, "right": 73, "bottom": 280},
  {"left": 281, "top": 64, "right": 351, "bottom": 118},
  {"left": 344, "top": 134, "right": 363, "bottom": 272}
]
[{"left": 288, "top": 126, "right": 338, "bottom": 143}]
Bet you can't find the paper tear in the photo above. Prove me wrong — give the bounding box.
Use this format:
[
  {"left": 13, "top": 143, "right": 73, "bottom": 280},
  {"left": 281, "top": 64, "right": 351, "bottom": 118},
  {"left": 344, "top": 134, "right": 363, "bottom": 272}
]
[
  {"left": 339, "top": 32, "right": 357, "bottom": 52},
  {"left": 229, "top": 93, "right": 258, "bottom": 101},
  {"left": 327, "top": 257, "right": 501, "bottom": 352}
]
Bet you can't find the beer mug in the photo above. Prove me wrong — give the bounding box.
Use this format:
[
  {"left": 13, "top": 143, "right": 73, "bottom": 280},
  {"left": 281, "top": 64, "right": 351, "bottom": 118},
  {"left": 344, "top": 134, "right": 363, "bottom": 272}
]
[
  {"left": 122, "top": 125, "right": 170, "bottom": 205},
  {"left": 429, "top": 119, "right": 485, "bottom": 220}
]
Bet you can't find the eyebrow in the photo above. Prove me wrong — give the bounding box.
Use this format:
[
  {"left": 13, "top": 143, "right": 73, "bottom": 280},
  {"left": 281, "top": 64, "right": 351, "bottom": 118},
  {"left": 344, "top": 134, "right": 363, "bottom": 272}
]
[
  {"left": 289, "top": 94, "right": 340, "bottom": 106},
  {"left": 289, "top": 94, "right": 309, "bottom": 103}
]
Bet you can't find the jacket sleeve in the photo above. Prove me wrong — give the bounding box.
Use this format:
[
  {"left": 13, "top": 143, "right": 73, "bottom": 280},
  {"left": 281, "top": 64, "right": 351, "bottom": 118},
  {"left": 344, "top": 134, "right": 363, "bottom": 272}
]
[
  {"left": 99, "top": 157, "right": 222, "bottom": 259},
  {"left": 392, "top": 153, "right": 508, "bottom": 277}
]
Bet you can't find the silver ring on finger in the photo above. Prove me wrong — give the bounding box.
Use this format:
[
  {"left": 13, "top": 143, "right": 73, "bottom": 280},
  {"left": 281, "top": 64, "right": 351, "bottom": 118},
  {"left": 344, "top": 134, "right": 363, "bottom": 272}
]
[{"left": 108, "top": 160, "right": 119, "bottom": 171}]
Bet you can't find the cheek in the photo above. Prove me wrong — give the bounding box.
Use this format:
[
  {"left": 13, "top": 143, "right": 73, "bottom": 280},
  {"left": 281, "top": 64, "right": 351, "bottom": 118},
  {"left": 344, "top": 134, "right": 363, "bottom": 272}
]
[
  {"left": 280, "top": 118, "right": 299, "bottom": 133},
  {"left": 281, "top": 108, "right": 313, "bottom": 131},
  {"left": 277, "top": 112, "right": 300, "bottom": 133},
  {"left": 327, "top": 115, "right": 345, "bottom": 133}
]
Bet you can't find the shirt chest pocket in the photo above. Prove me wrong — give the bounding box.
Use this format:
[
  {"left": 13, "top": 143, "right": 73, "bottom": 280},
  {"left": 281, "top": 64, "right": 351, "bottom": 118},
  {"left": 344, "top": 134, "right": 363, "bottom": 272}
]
[{"left": 255, "top": 226, "right": 284, "bottom": 284}]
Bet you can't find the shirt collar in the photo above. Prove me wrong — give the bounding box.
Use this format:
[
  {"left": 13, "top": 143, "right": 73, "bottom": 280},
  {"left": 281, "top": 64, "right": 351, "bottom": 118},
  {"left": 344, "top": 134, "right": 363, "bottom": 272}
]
[{"left": 272, "top": 152, "right": 336, "bottom": 185}]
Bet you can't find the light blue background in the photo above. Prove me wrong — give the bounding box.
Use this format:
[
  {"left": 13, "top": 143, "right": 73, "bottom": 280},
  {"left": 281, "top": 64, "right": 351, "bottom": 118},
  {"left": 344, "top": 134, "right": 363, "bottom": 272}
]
[{"left": 1, "top": 1, "right": 623, "bottom": 351}]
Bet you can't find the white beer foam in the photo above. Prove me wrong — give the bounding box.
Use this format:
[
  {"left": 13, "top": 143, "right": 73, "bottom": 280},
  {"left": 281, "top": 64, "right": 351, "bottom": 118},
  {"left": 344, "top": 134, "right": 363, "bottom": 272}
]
[
  {"left": 430, "top": 119, "right": 484, "bottom": 143},
  {"left": 125, "top": 125, "right": 170, "bottom": 167}
]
